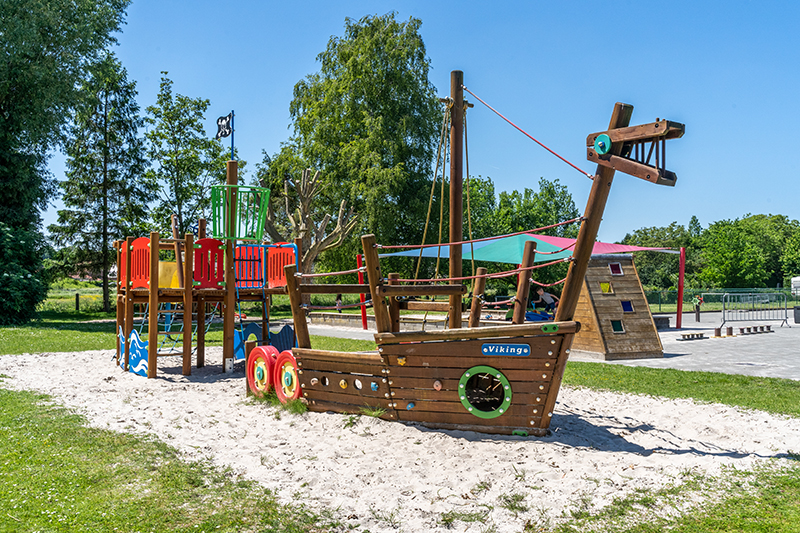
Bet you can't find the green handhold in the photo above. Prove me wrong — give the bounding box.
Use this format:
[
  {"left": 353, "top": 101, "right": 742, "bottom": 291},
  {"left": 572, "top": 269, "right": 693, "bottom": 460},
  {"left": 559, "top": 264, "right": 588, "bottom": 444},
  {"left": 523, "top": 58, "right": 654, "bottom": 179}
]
[{"left": 594, "top": 133, "right": 612, "bottom": 155}]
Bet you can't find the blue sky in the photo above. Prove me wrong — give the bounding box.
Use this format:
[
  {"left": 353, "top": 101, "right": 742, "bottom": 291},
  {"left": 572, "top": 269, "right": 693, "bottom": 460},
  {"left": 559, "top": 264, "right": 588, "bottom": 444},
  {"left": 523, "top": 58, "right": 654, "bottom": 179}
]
[{"left": 44, "top": 0, "right": 800, "bottom": 242}]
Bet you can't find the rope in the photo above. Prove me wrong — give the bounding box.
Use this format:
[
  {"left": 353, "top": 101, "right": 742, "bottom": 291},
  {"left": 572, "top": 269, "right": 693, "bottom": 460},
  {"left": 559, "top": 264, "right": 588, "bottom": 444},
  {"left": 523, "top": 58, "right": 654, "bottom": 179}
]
[
  {"left": 464, "top": 104, "right": 475, "bottom": 280},
  {"left": 297, "top": 267, "right": 365, "bottom": 278},
  {"left": 484, "top": 297, "right": 516, "bottom": 307},
  {"left": 390, "top": 257, "right": 569, "bottom": 283},
  {"left": 462, "top": 85, "right": 594, "bottom": 180},
  {"left": 435, "top": 123, "right": 449, "bottom": 280},
  {"left": 377, "top": 217, "right": 583, "bottom": 250},
  {"left": 415, "top": 102, "right": 451, "bottom": 282},
  {"left": 530, "top": 276, "right": 568, "bottom": 287}
]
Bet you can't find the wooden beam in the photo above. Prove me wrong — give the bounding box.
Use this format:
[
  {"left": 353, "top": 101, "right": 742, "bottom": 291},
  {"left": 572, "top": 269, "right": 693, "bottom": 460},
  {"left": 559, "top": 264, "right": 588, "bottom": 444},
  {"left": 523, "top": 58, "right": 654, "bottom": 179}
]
[
  {"left": 124, "top": 236, "right": 134, "bottom": 371},
  {"left": 556, "top": 102, "right": 633, "bottom": 323},
  {"left": 449, "top": 70, "right": 464, "bottom": 330},
  {"left": 586, "top": 150, "right": 677, "bottom": 186},
  {"left": 182, "top": 233, "right": 193, "bottom": 375},
  {"left": 297, "top": 284, "right": 370, "bottom": 294},
  {"left": 398, "top": 300, "right": 452, "bottom": 312},
  {"left": 284, "top": 263, "right": 312, "bottom": 348},
  {"left": 147, "top": 232, "right": 160, "bottom": 378},
  {"left": 586, "top": 119, "right": 684, "bottom": 146},
  {"left": 468, "top": 267, "right": 488, "bottom": 328},
  {"left": 388, "top": 273, "right": 400, "bottom": 333},
  {"left": 361, "top": 234, "right": 392, "bottom": 333},
  {"left": 512, "top": 241, "right": 536, "bottom": 324},
  {"left": 378, "top": 285, "right": 467, "bottom": 296},
  {"left": 223, "top": 239, "right": 236, "bottom": 371},
  {"left": 375, "top": 321, "right": 579, "bottom": 345}
]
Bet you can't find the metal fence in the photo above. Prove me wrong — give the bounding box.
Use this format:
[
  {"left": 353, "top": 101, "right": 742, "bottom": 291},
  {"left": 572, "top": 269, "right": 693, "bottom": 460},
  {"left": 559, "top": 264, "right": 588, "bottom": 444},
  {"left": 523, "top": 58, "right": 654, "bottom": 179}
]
[
  {"left": 720, "top": 292, "right": 790, "bottom": 327},
  {"left": 645, "top": 288, "right": 800, "bottom": 313}
]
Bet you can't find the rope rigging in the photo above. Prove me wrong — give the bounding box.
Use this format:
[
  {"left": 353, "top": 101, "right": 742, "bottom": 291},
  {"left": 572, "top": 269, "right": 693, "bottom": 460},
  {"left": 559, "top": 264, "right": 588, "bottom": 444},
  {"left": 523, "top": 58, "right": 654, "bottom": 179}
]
[{"left": 461, "top": 85, "right": 594, "bottom": 180}]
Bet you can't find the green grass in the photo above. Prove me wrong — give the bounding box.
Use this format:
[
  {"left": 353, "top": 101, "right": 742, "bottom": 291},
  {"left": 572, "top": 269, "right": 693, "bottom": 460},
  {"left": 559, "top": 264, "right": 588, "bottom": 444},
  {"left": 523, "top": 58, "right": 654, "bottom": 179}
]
[
  {"left": 0, "top": 388, "right": 338, "bottom": 532},
  {"left": 563, "top": 361, "right": 800, "bottom": 418}
]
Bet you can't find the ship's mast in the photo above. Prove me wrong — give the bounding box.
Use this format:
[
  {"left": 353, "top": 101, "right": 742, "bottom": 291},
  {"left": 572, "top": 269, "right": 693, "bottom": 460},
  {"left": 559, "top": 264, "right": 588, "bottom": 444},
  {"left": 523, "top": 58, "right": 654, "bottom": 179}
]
[{"left": 449, "top": 70, "right": 464, "bottom": 329}]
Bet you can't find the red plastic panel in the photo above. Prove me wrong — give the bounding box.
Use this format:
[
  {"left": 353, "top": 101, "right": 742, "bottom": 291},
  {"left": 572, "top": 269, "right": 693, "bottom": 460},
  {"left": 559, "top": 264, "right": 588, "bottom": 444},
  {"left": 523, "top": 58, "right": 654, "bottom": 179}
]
[
  {"left": 267, "top": 244, "right": 296, "bottom": 288},
  {"left": 235, "top": 244, "right": 265, "bottom": 289},
  {"left": 130, "top": 237, "right": 150, "bottom": 289},
  {"left": 194, "top": 238, "right": 225, "bottom": 289}
]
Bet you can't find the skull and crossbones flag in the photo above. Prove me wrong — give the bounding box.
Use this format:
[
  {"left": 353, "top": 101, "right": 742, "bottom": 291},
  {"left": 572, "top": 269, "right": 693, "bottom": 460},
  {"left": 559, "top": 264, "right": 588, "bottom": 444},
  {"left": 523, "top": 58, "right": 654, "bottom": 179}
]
[{"left": 215, "top": 113, "right": 233, "bottom": 139}]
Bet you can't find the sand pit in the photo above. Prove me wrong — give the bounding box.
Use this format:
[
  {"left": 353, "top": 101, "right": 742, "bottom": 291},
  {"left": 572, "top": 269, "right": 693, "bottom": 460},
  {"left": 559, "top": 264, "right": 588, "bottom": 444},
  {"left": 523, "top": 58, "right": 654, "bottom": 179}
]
[{"left": 1, "top": 348, "right": 798, "bottom": 532}]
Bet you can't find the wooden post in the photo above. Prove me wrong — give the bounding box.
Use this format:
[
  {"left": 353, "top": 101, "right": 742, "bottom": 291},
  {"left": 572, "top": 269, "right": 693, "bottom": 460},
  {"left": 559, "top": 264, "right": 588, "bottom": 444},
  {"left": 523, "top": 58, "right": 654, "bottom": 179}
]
[
  {"left": 171, "top": 214, "right": 184, "bottom": 288},
  {"left": 198, "top": 218, "right": 207, "bottom": 239},
  {"left": 245, "top": 339, "right": 257, "bottom": 395},
  {"left": 357, "top": 254, "right": 368, "bottom": 330},
  {"left": 226, "top": 160, "right": 238, "bottom": 237},
  {"left": 388, "top": 273, "right": 401, "bottom": 333},
  {"left": 124, "top": 236, "right": 134, "bottom": 371},
  {"left": 449, "top": 70, "right": 464, "bottom": 329},
  {"left": 223, "top": 239, "right": 235, "bottom": 372},
  {"left": 542, "top": 102, "right": 633, "bottom": 429},
  {"left": 284, "top": 263, "right": 311, "bottom": 348},
  {"left": 468, "top": 267, "right": 488, "bottom": 328},
  {"left": 555, "top": 102, "right": 633, "bottom": 323},
  {"left": 361, "top": 234, "right": 392, "bottom": 333},
  {"left": 75, "top": 293, "right": 80, "bottom": 312},
  {"left": 114, "top": 241, "right": 122, "bottom": 360},
  {"left": 512, "top": 240, "right": 537, "bottom": 324},
  {"left": 147, "top": 232, "right": 160, "bottom": 379},
  {"left": 182, "top": 233, "right": 193, "bottom": 375},
  {"left": 196, "top": 294, "right": 205, "bottom": 368}
]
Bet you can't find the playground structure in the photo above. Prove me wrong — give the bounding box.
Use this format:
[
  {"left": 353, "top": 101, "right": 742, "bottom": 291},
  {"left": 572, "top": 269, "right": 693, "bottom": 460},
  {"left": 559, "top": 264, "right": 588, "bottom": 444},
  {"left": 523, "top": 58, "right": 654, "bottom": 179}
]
[
  {"left": 245, "top": 71, "right": 686, "bottom": 436},
  {"left": 570, "top": 254, "right": 663, "bottom": 360},
  {"left": 114, "top": 161, "right": 298, "bottom": 378}
]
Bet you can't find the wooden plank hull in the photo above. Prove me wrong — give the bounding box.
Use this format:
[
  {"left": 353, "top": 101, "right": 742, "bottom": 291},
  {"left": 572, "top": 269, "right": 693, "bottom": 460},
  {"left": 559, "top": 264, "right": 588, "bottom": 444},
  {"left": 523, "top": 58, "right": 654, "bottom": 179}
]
[{"left": 292, "top": 326, "right": 576, "bottom": 436}]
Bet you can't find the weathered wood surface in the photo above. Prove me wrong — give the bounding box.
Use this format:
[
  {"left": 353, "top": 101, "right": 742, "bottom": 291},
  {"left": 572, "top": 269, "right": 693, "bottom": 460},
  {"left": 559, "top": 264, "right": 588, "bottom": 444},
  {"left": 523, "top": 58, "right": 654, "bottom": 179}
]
[
  {"left": 378, "top": 285, "right": 467, "bottom": 296},
  {"left": 375, "top": 322, "right": 578, "bottom": 344}
]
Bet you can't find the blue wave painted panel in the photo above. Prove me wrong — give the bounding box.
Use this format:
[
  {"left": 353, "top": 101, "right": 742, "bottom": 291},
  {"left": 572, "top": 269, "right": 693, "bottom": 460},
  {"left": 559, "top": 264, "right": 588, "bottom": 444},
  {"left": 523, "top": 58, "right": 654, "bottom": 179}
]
[{"left": 127, "top": 330, "right": 149, "bottom": 377}]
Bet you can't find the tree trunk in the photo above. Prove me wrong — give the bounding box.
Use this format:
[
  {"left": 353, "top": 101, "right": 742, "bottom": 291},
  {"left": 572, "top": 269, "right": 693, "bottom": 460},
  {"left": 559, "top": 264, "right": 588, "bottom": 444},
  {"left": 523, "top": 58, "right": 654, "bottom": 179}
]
[{"left": 101, "top": 89, "right": 110, "bottom": 313}]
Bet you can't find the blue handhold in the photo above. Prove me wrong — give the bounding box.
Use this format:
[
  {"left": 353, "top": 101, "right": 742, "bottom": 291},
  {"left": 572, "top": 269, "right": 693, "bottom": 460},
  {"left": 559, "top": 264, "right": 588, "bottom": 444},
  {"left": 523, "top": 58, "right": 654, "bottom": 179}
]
[
  {"left": 406, "top": 402, "right": 415, "bottom": 410},
  {"left": 371, "top": 382, "right": 379, "bottom": 391}
]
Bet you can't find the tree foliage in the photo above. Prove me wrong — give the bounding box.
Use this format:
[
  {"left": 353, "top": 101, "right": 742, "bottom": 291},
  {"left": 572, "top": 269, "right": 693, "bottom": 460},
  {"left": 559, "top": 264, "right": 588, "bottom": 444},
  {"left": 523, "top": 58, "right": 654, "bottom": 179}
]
[
  {"left": 0, "top": 0, "right": 129, "bottom": 323},
  {"left": 145, "top": 74, "right": 231, "bottom": 236},
  {"left": 621, "top": 217, "right": 701, "bottom": 289},
  {"left": 699, "top": 214, "right": 798, "bottom": 288},
  {"left": 48, "top": 53, "right": 151, "bottom": 312},
  {"left": 262, "top": 13, "right": 441, "bottom": 274}
]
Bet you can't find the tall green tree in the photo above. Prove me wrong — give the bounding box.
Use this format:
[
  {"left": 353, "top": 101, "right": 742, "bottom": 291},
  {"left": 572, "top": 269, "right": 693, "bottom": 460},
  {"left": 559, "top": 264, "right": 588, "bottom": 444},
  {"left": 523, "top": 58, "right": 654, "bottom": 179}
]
[
  {"left": 0, "top": 0, "right": 129, "bottom": 324},
  {"left": 699, "top": 214, "right": 798, "bottom": 288},
  {"left": 262, "top": 13, "right": 441, "bottom": 274},
  {"left": 621, "top": 217, "right": 703, "bottom": 289},
  {"left": 48, "top": 53, "right": 151, "bottom": 312},
  {"left": 495, "top": 178, "right": 580, "bottom": 238},
  {"left": 145, "top": 74, "right": 232, "bottom": 236}
]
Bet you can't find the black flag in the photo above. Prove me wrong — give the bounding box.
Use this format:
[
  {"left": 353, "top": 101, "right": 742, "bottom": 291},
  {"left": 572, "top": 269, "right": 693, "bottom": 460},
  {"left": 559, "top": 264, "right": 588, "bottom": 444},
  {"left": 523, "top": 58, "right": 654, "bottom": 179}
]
[{"left": 215, "top": 113, "right": 232, "bottom": 139}]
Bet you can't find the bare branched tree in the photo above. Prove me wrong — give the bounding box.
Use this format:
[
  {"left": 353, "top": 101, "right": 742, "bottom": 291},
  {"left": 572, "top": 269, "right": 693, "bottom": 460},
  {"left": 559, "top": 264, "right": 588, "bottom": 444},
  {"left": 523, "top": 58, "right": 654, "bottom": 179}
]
[{"left": 262, "top": 168, "right": 358, "bottom": 274}]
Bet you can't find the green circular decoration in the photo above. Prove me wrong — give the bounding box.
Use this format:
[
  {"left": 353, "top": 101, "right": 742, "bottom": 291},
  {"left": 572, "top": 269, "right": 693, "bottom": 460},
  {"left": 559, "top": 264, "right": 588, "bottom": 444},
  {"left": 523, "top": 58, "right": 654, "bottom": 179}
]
[
  {"left": 594, "top": 133, "right": 612, "bottom": 155},
  {"left": 458, "top": 366, "right": 513, "bottom": 419}
]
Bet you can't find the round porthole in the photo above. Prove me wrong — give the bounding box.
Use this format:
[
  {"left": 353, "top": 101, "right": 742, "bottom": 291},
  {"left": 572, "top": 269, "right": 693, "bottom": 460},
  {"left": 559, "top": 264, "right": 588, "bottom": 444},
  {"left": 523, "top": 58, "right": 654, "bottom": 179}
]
[{"left": 458, "top": 366, "right": 512, "bottom": 419}]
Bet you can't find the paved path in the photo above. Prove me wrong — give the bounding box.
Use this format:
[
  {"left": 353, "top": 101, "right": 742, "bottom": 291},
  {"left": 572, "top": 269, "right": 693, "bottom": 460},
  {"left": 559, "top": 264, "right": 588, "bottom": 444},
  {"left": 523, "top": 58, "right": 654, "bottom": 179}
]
[{"left": 304, "top": 311, "right": 800, "bottom": 381}]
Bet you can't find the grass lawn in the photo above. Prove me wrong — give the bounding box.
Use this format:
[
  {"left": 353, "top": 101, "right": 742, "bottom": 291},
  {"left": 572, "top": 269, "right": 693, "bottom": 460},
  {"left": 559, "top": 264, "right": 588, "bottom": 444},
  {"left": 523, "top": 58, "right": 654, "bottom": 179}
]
[
  {"left": 2, "top": 307, "right": 800, "bottom": 531},
  {"left": 0, "top": 388, "right": 338, "bottom": 532}
]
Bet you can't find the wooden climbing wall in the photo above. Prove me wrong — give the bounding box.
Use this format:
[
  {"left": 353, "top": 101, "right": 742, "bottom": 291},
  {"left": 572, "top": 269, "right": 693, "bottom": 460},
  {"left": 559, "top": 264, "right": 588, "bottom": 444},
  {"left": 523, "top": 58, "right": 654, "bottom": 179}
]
[{"left": 571, "top": 254, "right": 663, "bottom": 360}]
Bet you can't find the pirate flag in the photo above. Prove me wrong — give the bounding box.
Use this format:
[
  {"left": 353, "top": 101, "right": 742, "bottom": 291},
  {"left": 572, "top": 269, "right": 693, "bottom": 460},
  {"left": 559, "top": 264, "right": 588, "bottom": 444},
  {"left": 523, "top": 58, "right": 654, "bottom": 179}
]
[{"left": 215, "top": 113, "right": 232, "bottom": 139}]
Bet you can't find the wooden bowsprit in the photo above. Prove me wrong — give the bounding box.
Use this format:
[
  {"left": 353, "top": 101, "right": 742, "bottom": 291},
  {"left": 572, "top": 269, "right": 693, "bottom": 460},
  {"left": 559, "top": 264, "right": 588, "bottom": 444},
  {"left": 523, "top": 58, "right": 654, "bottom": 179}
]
[{"left": 586, "top": 119, "right": 685, "bottom": 186}]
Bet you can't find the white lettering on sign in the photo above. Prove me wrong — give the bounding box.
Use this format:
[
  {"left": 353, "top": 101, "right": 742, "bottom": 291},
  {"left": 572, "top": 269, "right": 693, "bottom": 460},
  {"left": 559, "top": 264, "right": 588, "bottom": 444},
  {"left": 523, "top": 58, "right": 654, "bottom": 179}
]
[{"left": 481, "top": 343, "right": 531, "bottom": 356}]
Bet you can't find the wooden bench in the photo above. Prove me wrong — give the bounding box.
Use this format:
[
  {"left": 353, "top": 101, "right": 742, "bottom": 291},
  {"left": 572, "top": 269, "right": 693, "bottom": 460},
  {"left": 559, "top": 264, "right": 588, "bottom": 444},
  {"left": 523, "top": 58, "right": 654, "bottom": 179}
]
[{"left": 678, "top": 332, "right": 705, "bottom": 341}]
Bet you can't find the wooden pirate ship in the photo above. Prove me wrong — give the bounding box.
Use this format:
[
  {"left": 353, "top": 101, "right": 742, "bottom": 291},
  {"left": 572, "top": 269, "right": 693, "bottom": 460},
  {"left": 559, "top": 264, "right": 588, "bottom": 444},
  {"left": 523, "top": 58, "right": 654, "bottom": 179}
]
[{"left": 246, "top": 71, "right": 684, "bottom": 436}]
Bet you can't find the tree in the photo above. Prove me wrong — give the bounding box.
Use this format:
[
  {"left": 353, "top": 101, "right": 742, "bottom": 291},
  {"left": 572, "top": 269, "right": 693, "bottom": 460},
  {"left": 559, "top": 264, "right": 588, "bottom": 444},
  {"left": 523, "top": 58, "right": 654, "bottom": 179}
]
[
  {"left": 48, "top": 53, "right": 151, "bottom": 312},
  {"left": 621, "top": 220, "right": 702, "bottom": 289},
  {"left": 699, "top": 214, "right": 797, "bottom": 288},
  {"left": 0, "top": 0, "right": 129, "bottom": 324},
  {"left": 145, "top": 74, "right": 232, "bottom": 236},
  {"left": 263, "top": 13, "right": 441, "bottom": 274}
]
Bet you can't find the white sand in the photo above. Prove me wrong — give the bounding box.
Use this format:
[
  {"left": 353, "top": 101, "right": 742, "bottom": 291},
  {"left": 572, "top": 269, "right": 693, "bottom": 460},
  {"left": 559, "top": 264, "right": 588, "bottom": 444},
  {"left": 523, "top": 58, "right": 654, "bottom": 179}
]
[{"left": 1, "top": 348, "right": 798, "bottom": 532}]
